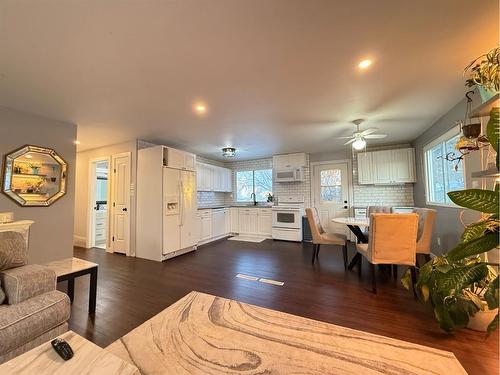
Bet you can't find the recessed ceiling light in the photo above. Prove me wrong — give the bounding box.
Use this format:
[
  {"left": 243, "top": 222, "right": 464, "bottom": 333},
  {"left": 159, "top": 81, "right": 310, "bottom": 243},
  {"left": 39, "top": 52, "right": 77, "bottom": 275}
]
[
  {"left": 193, "top": 102, "right": 207, "bottom": 116},
  {"left": 74, "top": 140, "right": 80, "bottom": 145},
  {"left": 222, "top": 147, "right": 236, "bottom": 157},
  {"left": 358, "top": 59, "right": 372, "bottom": 69}
]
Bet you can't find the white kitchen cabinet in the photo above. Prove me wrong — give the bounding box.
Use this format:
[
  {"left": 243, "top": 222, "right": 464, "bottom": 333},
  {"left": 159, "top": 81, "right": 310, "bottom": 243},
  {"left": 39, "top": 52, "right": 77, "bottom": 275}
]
[
  {"left": 257, "top": 208, "right": 272, "bottom": 236},
  {"left": 372, "top": 150, "right": 393, "bottom": 184},
  {"left": 224, "top": 208, "right": 230, "bottom": 234},
  {"left": 357, "top": 152, "right": 373, "bottom": 184},
  {"left": 391, "top": 148, "right": 416, "bottom": 183},
  {"left": 357, "top": 148, "right": 416, "bottom": 185},
  {"left": 230, "top": 208, "right": 239, "bottom": 233},
  {"left": 163, "top": 147, "right": 196, "bottom": 171},
  {"left": 238, "top": 208, "right": 258, "bottom": 235},
  {"left": 199, "top": 210, "right": 212, "bottom": 241},
  {"left": 196, "top": 163, "right": 232, "bottom": 192},
  {"left": 273, "top": 153, "right": 307, "bottom": 169}
]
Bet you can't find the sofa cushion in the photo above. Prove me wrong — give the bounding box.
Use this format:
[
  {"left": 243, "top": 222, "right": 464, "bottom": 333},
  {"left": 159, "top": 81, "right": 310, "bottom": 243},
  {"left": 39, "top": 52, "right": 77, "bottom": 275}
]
[
  {"left": 0, "top": 231, "right": 27, "bottom": 271},
  {"left": 0, "top": 290, "right": 70, "bottom": 356},
  {"left": 1, "top": 265, "right": 56, "bottom": 305}
]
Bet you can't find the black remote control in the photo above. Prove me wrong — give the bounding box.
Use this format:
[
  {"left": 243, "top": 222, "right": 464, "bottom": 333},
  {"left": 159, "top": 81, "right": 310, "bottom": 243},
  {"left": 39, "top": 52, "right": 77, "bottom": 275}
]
[{"left": 51, "top": 338, "right": 74, "bottom": 360}]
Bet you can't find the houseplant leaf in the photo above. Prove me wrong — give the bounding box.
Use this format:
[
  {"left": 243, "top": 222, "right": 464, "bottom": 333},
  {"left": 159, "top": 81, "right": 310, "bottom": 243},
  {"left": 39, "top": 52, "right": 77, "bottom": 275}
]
[
  {"left": 484, "top": 276, "right": 499, "bottom": 309},
  {"left": 447, "top": 189, "right": 499, "bottom": 213},
  {"left": 487, "top": 107, "right": 499, "bottom": 153},
  {"left": 436, "top": 263, "right": 488, "bottom": 294},
  {"left": 446, "top": 233, "right": 499, "bottom": 261},
  {"left": 461, "top": 221, "right": 489, "bottom": 243}
]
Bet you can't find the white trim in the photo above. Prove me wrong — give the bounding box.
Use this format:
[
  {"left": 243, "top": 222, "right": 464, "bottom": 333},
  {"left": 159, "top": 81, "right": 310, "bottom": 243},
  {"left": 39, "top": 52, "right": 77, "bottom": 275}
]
[
  {"left": 86, "top": 157, "right": 111, "bottom": 250},
  {"left": 73, "top": 235, "right": 87, "bottom": 247},
  {"left": 423, "top": 126, "right": 466, "bottom": 207}
]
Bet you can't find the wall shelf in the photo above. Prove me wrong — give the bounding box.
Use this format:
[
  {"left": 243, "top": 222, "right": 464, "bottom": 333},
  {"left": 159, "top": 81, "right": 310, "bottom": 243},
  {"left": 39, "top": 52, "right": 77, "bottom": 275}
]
[
  {"left": 471, "top": 167, "right": 500, "bottom": 179},
  {"left": 469, "top": 94, "right": 499, "bottom": 118},
  {"left": 12, "top": 173, "right": 47, "bottom": 178}
]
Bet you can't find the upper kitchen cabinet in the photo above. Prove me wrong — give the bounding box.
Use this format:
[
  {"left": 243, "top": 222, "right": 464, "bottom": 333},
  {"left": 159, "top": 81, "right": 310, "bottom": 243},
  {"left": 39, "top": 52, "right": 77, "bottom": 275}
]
[
  {"left": 163, "top": 147, "right": 196, "bottom": 171},
  {"left": 196, "top": 162, "right": 232, "bottom": 192},
  {"left": 273, "top": 153, "right": 307, "bottom": 169},
  {"left": 357, "top": 148, "right": 416, "bottom": 185}
]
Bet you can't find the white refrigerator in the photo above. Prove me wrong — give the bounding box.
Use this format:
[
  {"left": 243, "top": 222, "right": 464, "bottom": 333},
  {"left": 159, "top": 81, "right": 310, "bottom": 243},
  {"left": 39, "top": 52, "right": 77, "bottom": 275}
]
[
  {"left": 136, "top": 145, "right": 198, "bottom": 262},
  {"left": 163, "top": 167, "right": 198, "bottom": 256}
]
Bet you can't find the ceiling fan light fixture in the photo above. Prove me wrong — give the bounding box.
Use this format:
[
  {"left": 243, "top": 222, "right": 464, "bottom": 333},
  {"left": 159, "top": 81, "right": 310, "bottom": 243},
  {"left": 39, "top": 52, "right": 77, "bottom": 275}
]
[
  {"left": 352, "top": 138, "right": 366, "bottom": 150},
  {"left": 222, "top": 147, "right": 236, "bottom": 157}
]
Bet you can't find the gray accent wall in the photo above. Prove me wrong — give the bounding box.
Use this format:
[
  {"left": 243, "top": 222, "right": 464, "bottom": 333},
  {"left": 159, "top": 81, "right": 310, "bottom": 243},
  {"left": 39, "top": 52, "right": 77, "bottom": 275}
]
[
  {"left": 412, "top": 99, "right": 481, "bottom": 255},
  {"left": 0, "top": 106, "right": 77, "bottom": 264}
]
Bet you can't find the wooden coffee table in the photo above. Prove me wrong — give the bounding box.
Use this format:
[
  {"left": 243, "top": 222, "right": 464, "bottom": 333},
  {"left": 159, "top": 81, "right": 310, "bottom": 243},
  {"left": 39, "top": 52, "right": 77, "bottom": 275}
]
[
  {"left": 107, "top": 291, "right": 467, "bottom": 374},
  {"left": 0, "top": 331, "right": 139, "bottom": 374},
  {"left": 44, "top": 257, "right": 98, "bottom": 314}
]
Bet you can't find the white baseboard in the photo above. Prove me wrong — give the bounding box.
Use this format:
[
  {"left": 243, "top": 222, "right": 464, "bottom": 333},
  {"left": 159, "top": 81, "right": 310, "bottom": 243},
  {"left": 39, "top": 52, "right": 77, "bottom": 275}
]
[{"left": 73, "top": 235, "right": 87, "bottom": 248}]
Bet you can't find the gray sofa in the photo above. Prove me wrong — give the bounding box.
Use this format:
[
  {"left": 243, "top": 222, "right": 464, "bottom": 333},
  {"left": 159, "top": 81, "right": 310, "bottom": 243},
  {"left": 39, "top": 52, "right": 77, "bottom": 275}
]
[{"left": 0, "top": 230, "right": 70, "bottom": 364}]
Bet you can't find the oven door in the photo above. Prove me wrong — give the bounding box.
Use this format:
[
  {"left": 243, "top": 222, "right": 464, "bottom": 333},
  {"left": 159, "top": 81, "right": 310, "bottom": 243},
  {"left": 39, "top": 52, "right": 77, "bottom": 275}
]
[{"left": 272, "top": 209, "right": 300, "bottom": 229}]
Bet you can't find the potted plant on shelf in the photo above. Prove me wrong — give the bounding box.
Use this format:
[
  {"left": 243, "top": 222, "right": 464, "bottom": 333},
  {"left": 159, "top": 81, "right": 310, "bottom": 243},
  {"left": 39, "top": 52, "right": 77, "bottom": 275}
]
[
  {"left": 464, "top": 47, "right": 499, "bottom": 101},
  {"left": 402, "top": 107, "right": 499, "bottom": 333}
]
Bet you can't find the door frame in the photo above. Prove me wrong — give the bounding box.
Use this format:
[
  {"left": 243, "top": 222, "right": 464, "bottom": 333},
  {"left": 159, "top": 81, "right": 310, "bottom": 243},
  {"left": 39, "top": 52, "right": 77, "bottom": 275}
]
[
  {"left": 310, "top": 159, "right": 354, "bottom": 238},
  {"left": 86, "top": 157, "right": 112, "bottom": 250},
  {"left": 110, "top": 152, "right": 132, "bottom": 256}
]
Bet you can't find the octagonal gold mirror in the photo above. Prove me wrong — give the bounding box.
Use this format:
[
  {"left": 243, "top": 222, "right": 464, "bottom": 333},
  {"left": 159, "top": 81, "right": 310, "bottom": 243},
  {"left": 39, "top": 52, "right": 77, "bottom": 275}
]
[{"left": 2, "top": 145, "right": 67, "bottom": 206}]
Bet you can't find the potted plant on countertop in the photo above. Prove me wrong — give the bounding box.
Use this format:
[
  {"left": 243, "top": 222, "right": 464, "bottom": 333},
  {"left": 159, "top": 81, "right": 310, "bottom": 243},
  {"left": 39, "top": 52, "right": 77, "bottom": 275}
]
[{"left": 402, "top": 107, "right": 499, "bottom": 334}]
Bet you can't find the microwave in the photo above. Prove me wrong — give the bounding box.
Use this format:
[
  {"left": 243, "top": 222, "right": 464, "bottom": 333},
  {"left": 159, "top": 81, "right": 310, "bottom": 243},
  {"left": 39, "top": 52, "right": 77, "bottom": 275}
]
[{"left": 274, "top": 168, "right": 304, "bottom": 182}]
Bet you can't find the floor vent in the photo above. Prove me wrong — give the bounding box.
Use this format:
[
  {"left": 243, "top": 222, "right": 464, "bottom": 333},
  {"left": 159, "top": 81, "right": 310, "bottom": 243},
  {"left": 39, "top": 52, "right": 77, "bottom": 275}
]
[{"left": 235, "top": 274, "right": 284, "bottom": 286}]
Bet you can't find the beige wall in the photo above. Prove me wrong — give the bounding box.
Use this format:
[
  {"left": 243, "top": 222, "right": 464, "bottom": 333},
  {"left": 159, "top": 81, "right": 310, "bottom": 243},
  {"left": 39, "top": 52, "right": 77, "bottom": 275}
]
[
  {"left": 74, "top": 141, "right": 137, "bottom": 255},
  {"left": 0, "top": 106, "right": 77, "bottom": 264}
]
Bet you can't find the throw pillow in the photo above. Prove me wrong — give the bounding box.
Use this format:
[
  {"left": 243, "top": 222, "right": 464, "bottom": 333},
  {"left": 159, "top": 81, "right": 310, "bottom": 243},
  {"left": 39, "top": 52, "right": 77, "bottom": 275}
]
[{"left": 0, "top": 231, "right": 28, "bottom": 270}]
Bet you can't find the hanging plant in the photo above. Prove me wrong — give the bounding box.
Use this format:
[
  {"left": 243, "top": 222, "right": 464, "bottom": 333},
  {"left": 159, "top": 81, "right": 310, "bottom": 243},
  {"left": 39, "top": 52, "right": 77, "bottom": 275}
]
[{"left": 464, "top": 47, "right": 499, "bottom": 92}]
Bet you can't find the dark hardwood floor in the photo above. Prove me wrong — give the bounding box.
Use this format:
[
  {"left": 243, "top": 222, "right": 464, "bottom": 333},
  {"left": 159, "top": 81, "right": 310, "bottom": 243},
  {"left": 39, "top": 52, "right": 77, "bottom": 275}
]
[{"left": 66, "top": 240, "right": 498, "bottom": 375}]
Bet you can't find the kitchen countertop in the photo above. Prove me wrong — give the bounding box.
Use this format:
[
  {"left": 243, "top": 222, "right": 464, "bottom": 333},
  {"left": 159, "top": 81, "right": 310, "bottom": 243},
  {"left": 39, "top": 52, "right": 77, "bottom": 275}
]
[{"left": 198, "top": 205, "right": 274, "bottom": 210}]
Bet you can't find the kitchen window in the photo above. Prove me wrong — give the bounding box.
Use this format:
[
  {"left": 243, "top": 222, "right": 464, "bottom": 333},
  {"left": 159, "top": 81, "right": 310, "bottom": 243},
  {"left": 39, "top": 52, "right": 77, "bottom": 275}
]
[
  {"left": 424, "top": 126, "right": 465, "bottom": 206},
  {"left": 236, "top": 169, "right": 272, "bottom": 202}
]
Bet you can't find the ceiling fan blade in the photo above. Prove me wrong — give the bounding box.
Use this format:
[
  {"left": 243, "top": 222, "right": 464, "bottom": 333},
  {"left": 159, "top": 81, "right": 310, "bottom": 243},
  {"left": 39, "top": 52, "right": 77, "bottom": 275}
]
[
  {"left": 360, "top": 128, "right": 379, "bottom": 136},
  {"left": 337, "top": 136, "right": 354, "bottom": 139},
  {"left": 365, "top": 134, "right": 387, "bottom": 139},
  {"left": 344, "top": 139, "right": 356, "bottom": 145}
]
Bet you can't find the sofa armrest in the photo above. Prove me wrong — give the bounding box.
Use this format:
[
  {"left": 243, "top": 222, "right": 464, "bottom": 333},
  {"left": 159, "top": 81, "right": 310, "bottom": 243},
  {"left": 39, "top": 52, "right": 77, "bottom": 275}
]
[{"left": 0, "top": 265, "right": 56, "bottom": 305}]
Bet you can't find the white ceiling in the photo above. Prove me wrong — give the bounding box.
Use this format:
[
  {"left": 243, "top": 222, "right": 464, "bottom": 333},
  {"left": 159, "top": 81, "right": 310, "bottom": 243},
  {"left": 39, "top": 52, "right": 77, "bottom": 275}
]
[{"left": 0, "top": 0, "right": 498, "bottom": 160}]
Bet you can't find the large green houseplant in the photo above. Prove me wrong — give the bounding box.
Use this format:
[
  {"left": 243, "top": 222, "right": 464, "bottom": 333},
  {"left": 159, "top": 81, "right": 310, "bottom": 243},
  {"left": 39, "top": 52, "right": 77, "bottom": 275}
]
[{"left": 403, "top": 107, "right": 499, "bottom": 333}]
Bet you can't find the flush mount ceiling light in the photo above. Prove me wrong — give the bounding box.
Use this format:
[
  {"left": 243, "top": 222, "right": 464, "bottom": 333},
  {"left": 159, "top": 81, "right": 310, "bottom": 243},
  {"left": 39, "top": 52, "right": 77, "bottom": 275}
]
[
  {"left": 193, "top": 102, "right": 208, "bottom": 116},
  {"left": 222, "top": 147, "right": 236, "bottom": 157},
  {"left": 358, "top": 59, "right": 372, "bottom": 69}
]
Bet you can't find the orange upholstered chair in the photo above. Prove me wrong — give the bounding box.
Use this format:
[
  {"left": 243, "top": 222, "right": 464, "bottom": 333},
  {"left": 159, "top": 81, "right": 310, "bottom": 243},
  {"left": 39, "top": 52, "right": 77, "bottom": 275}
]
[{"left": 413, "top": 208, "right": 436, "bottom": 264}]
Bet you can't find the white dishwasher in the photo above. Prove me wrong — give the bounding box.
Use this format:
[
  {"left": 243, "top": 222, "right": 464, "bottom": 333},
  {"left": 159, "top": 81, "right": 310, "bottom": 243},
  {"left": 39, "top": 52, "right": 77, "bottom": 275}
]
[{"left": 212, "top": 209, "right": 225, "bottom": 238}]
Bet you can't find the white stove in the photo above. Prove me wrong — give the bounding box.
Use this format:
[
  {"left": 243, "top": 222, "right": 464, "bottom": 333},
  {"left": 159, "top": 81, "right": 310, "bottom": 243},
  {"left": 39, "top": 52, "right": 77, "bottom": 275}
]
[{"left": 272, "top": 195, "right": 304, "bottom": 242}]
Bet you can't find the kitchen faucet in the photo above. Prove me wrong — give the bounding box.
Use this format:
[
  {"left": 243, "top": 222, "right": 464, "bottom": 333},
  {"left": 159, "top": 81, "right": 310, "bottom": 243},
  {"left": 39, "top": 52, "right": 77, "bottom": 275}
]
[{"left": 250, "top": 192, "right": 257, "bottom": 206}]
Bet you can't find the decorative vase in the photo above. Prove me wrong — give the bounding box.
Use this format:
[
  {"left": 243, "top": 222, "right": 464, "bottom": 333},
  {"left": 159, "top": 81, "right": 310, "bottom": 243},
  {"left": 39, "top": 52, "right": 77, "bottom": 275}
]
[
  {"left": 462, "top": 123, "right": 481, "bottom": 139},
  {"left": 467, "top": 306, "right": 499, "bottom": 332},
  {"left": 31, "top": 168, "right": 39, "bottom": 175},
  {"left": 477, "top": 86, "right": 497, "bottom": 102}
]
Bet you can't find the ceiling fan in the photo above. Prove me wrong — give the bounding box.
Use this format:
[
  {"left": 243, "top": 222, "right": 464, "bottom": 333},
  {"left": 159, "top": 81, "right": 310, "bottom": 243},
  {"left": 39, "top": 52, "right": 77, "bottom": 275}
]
[{"left": 338, "top": 119, "right": 387, "bottom": 150}]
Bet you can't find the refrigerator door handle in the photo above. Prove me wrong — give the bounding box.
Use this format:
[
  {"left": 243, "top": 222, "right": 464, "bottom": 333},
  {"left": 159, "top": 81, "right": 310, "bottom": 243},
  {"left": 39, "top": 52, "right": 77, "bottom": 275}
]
[{"left": 179, "top": 179, "right": 184, "bottom": 226}]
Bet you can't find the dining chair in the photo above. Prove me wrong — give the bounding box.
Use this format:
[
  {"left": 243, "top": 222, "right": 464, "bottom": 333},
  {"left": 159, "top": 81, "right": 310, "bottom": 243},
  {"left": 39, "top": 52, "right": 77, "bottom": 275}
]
[
  {"left": 356, "top": 213, "right": 418, "bottom": 294},
  {"left": 362, "top": 206, "right": 392, "bottom": 238},
  {"left": 413, "top": 208, "right": 436, "bottom": 265},
  {"left": 305, "top": 208, "right": 348, "bottom": 268}
]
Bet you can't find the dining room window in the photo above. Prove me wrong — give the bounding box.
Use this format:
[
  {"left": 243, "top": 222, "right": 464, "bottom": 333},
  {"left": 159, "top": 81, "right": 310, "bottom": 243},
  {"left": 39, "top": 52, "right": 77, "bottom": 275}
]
[
  {"left": 236, "top": 169, "right": 272, "bottom": 202},
  {"left": 423, "top": 126, "right": 465, "bottom": 206}
]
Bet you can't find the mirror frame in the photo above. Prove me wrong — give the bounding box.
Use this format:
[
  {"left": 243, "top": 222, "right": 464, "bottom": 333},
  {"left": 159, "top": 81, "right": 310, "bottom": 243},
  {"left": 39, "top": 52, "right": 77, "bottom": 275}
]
[{"left": 2, "top": 145, "right": 68, "bottom": 207}]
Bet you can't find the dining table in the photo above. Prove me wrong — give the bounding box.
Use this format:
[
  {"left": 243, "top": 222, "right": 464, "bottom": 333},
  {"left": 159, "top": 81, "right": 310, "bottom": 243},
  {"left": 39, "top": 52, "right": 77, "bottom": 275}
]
[{"left": 332, "top": 217, "right": 369, "bottom": 270}]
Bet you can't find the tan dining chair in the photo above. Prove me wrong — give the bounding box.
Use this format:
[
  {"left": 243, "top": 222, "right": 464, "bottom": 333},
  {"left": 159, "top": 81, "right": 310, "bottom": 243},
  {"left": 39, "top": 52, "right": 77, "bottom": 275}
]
[
  {"left": 413, "top": 208, "right": 436, "bottom": 265},
  {"left": 305, "top": 208, "right": 348, "bottom": 268},
  {"left": 356, "top": 213, "right": 418, "bottom": 294},
  {"left": 361, "top": 206, "right": 392, "bottom": 237}
]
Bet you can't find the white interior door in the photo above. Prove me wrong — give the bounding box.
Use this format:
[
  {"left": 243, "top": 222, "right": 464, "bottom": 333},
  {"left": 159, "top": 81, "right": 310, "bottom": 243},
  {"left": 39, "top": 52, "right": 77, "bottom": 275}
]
[
  {"left": 111, "top": 152, "right": 131, "bottom": 254},
  {"left": 312, "top": 162, "right": 350, "bottom": 236}
]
